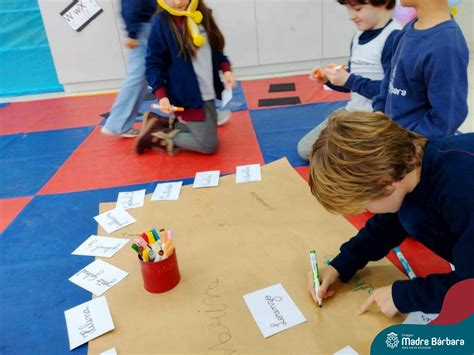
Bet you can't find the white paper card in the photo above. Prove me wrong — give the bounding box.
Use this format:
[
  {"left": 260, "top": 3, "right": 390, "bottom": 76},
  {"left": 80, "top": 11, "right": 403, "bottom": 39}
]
[
  {"left": 100, "top": 347, "right": 118, "bottom": 355},
  {"left": 334, "top": 345, "right": 359, "bottom": 354},
  {"left": 243, "top": 283, "right": 306, "bottom": 338},
  {"left": 61, "top": 0, "right": 102, "bottom": 31},
  {"left": 116, "top": 189, "right": 145, "bottom": 209},
  {"left": 403, "top": 311, "right": 438, "bottom": 325},
  {"left": 236, "top": 164, "right": 261, "bottom": 184},
  {"left": 72, "top": 235, "right": 128, "bottom": 258},
  {"left": 151, "top": 181, "right": 183, "bottom": 201},
  {"left": 64, "top": 296, "right": 114, "bottom": 350},
  {"left": 193, "top": 171, "right": 220, "bottom": 188},
  {"left": 69, "top": 259, "right": 128, "bottom": 296},
  {"left": 94, "top": 208, "right": 136, "bottom": 234},
  {"left": 221, "top": 87, "right": 233, "bottom": 107}
]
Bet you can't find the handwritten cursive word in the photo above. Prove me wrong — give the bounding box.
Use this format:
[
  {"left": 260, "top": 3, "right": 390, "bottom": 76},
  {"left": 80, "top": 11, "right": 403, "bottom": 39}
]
[
  {"left": 250, "top": 192, "right": 275, "bottom": 211},
  {"left": 105, "top": 212, "right": 125, "bottom": 227},
  {"left": 201, "top": 278, "right": 236, "bottom": 355},
  {"left": 86, "top": 239, "right": 121, "bottom": 254},
  {"left": 351, "top": 274, "right": 374, "bottom": 295},
  {"left": 265, "top": 295, "right": 287, "bottom": 328},
  {"left": 79, "top": 307, "right": 96, "bottom": 338},
  {"left": 75, "top": 269, "right": 116, "bottom": 288}
]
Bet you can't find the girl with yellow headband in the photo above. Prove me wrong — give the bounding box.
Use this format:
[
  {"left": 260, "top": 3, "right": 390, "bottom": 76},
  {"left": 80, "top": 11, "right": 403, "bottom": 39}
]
[{"left": 135, "top": 0, "right": 236, "bottom": 155}]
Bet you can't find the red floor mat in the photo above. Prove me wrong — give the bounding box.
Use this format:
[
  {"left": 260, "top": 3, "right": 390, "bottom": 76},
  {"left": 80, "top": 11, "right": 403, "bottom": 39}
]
[
  {"left": 242, "top": 74, "right": 350, "bottom": 110},
  {"left": 0, "top": 93, "right": 116, "bottom": 135},
  {"left": 39, "top": 111, "right": 264, "bottom": 194},
  {"left": 0, "top": 196, "right": 32, "bottom": 233}
]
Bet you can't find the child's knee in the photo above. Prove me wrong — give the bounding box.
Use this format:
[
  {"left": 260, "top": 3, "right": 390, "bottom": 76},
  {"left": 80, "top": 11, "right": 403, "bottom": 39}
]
[
  {"left": 200, "top": 140, "right": 218, "bottom": 154},
  {"left": 297, "top": 140, "right": 311, "bottom": 161}
]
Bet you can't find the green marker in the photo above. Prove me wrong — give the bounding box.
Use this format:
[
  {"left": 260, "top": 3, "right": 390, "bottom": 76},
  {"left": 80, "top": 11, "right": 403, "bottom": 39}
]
[{"left": 310, "top": 250, "right": 322, "bottom": 307}]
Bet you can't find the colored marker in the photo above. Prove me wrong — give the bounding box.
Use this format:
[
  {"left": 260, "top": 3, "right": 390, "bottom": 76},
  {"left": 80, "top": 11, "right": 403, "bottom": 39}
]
[
  {"left": 393, "top": 247, "right": 416, "bottom": 279},
  {"left": 150, "top": 103, "right": 184, "bottom": 112},
  {"left": 310, "top": 250, "right": 322, "bottom": 307},
  {"left": 147, "top": 231, "right": 156, "bottom": 244},
  {"left": 148, "top": 249, "right": 156, "bottom": 262},
  {"left": 311, "top": 64, "right": 347, "bottom": 81},
  {"left": 141, "top": 232, "right": 150, "bottom": 244},
  {"left": 131, "top": 243, "right": 140, "bottom": 254},
  {"left": 151, "top": 228, "right": 160, "bottom": 241},
  {"left": 142, "top": 249, "right": 150, "bottom": 262}
]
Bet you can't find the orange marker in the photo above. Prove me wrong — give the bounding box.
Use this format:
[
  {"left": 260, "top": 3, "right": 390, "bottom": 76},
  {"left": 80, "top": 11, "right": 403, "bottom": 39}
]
[
  {"left": 150, "top": 104, "right": 184, "bottom": 112},
  {"left": 312, "top": 64, "right": 347, "bottom": 81}
]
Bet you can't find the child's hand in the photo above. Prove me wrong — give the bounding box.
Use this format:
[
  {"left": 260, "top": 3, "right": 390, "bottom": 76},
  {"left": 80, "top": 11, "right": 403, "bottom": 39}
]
[
  {"left": 159, "top": 98, "right": 173, "bottom": 115},
  {"left": 223, "top": 71, "right": 237, "bottom": 88},
  {"left": 324, "top": 66, "right": 350, "bottom": 86},
  {"left": 357, "top": 285, "right": 399, "bottom": 318},
  {"left": 307, "top": 265, "right": 339, "bottom": 304},
  {"left": 309, "top": 67, "right": 328, "bottom": 83},
  {"left": 126, "top": 38, "right": 139, "bottom": 49}
]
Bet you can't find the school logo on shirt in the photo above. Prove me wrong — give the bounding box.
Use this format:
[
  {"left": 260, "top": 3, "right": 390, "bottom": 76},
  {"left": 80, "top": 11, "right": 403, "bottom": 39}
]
[{"left": 388, "top": 65, "right": 407, "bottom": 97}]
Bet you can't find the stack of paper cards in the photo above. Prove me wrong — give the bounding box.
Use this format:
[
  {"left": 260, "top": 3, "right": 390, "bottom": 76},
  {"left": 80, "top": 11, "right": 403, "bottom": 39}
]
[
  {"left": 243, "top": 283, "right": 306, "bottom": 338},
  {"left": 72, "top": 235, "right": 128, "bottom": 258},
  {"left": 116, "top": 189, "right": 145, "bottom": 209},
  {"left": 64, "top": 296, "right": 114, "bottom": 350},
  {"left": 69, "top": 259, "right": 128, "bottom": 296},
  {"left": 236, "top": 164, "right": 261, "bottom": 184},
  {"left": 94, "top": 208, "right": 136, "bottom": 233},
  {"left": 151, "top": 181, "right": 183, "bottom": 201},
  {"left": 193, "top": 171, "right": 220, "bottom": 188}
]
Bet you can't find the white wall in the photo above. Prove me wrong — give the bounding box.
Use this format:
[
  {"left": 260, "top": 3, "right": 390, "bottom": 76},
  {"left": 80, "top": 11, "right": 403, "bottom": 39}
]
[{"left": 456, "top": 0, "right": 474, "bottom": 51}]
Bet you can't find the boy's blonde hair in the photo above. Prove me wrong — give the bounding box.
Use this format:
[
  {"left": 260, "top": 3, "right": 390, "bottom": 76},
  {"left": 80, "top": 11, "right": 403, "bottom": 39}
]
[{"left": 308, "top": 110, "right": 427, "bottom": 215}]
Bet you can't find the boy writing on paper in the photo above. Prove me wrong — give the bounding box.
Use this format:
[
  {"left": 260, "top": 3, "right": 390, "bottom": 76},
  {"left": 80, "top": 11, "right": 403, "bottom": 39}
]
[{"left": 306, "top": 110, "right": 474, "bottom": 317}]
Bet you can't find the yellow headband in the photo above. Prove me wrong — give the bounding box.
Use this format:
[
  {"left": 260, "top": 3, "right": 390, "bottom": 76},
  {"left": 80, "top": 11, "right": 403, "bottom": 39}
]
[{"left": 157, "top": 0, "right": 206, "bottom": 47}]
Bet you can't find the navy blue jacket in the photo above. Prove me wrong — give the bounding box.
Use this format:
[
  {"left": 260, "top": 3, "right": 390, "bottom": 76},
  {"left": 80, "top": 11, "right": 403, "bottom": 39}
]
[
  {"left": 327, "top": 21, "right": 400, "bottom": 98},
  {"left": 331, "top": 133, "right": 474, "bottom": 313},
  {"left": 373, "top": 19, "right": 469, "bottom": 138},
  {"left": 146, "top": 12, "right": 231, "bottom": 122},
  {"left": 121, "top": 0, "right": 156, "bottom": 39}
]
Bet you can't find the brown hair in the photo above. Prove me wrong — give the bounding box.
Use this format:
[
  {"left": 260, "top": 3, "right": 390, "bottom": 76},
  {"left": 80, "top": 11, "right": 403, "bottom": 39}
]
[
  {"left": 160, "top": 1, "right": 225, "bottom": 59},
  {"left": 308, "top": 110, "right": 426, "bottom": 215},
  {"left": 337, "top": 0, "right": 396, "bottom": 10}
]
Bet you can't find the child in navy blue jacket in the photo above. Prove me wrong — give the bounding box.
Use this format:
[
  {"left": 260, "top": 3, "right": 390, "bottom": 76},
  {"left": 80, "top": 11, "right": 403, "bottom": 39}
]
[
  {"left": 372, "top": 0, "right": 469, "bottom": 138},
  {"left": 307, "top": 110, "right": 474, "bottom": 316},
  {"left": 136, "top": 0, "right": 236, "bottom": 155}
]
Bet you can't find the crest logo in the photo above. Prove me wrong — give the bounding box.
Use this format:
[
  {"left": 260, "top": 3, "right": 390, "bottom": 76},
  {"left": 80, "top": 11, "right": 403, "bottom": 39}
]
[{"left": 386, "top": 332, "right": 400, "bottom": 349}]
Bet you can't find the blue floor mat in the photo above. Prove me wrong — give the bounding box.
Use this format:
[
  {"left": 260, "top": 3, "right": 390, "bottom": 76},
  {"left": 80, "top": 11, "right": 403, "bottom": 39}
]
[
  {"left": 0, "top": 127, "right": 93, "bottom": 198},
  {"left": 249, "top": 100, "right": 347, "bottom": 167},
  {"left": 0, "top": 179, "right": 192, "bottom": 354}
]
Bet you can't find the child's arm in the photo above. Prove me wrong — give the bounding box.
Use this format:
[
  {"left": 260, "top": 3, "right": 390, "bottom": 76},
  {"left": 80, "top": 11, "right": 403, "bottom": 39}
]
[
  {"left": 345, "top": 31, "right": 400, "bottom": 100},
  {"left": 121, "top": 0, "right": 152, "bottom": 41},
  {"left": 145, "top": 14, "right": 171, "bottom": 101},
  {"left": 330, "top": 213, "right": 407, "bottom": 282},
  {"left": 412, "top": 34, "right": 469, "bottom": 137},
  {"left": 372, "top": 30, "right": 402, "bottom": 112}
]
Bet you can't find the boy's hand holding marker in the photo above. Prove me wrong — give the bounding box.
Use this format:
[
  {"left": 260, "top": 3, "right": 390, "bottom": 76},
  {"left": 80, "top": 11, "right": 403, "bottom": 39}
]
[
  {"left": 309, "top": 64, "right": 348, "bottom": 85},
  {"left": 307, "top": 264, "right": 339, "bottom": 305}
]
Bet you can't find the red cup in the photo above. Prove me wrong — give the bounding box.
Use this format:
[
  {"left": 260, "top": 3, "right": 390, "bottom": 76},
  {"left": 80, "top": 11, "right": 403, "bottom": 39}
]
[{"left": 138, "top": 250, "right": 181, "bottom": 293}]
